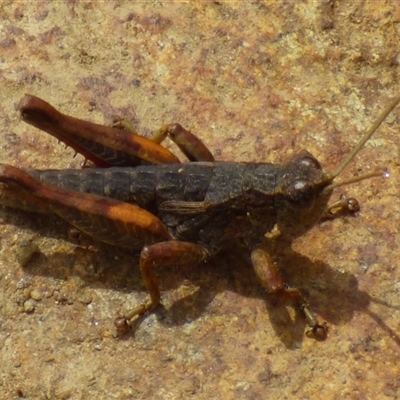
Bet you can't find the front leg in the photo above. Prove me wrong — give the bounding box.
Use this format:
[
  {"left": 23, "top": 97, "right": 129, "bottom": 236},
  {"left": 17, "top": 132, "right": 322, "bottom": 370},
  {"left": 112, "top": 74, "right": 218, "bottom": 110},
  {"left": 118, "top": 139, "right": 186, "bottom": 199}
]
[{"left": 251, "top": 246, "right": 328, "bottom": 341}]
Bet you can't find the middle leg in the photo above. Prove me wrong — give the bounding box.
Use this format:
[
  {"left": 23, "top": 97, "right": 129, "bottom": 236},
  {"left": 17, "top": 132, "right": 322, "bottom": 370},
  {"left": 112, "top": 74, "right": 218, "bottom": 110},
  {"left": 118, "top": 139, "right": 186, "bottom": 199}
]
[{"left": 116, "top": 241, "right": 210, "bottom": 331}]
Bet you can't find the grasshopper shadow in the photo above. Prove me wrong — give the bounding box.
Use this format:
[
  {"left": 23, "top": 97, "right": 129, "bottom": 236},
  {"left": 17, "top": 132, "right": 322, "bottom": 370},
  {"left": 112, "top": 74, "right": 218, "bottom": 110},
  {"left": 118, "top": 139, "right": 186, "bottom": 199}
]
[
  {"left": 153, "top": 238, "right": 375, "bottom": 348},
  {"left": 2, "top": 207, "right": 384, "bottom": 348}
]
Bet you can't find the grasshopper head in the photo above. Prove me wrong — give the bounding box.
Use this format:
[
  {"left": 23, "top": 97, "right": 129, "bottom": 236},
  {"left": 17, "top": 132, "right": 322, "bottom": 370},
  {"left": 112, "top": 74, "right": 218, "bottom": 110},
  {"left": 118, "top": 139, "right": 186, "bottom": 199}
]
[
  {"left": 274, "top": 94, "right": 400, "bottom": 239},
  {"left": 274, "top": 150, "right": 333, "bottom": 239}
]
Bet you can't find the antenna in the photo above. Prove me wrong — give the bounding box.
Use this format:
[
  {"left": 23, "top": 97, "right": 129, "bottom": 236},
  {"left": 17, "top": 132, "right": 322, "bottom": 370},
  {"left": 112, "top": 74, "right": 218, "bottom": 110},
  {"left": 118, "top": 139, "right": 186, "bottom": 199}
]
[
  {"left": 329, "top": 95, "right": 400, "bottom": 181},
  {"left": 322, "top": 95, "right": 400, "bottom": 194}
]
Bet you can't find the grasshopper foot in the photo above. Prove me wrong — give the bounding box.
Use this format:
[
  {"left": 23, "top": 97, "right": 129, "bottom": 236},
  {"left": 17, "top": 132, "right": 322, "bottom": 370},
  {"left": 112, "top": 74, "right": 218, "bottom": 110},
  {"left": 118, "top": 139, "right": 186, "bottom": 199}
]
[
  {"left": 301, "top": 300, "right": 328, "bottom": 340},
  {"left": 114, "top": 317, "right": 130, "bottom": 334},
  {"left": 114, "top": 301, "right": 156, "bottom": 334},
  {"left": 322, "top": 195, "right": 360, "bottom": 220},
  {"left": 305, "top": 322, "right": 328, "bottom": 341}
]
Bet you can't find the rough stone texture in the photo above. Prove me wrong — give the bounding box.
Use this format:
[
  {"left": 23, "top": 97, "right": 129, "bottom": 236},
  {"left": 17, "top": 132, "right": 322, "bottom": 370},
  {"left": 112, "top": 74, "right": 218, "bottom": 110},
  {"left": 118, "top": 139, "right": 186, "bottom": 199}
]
[{"left": 0, "top": 1, "right": 399, "bottom": 399}]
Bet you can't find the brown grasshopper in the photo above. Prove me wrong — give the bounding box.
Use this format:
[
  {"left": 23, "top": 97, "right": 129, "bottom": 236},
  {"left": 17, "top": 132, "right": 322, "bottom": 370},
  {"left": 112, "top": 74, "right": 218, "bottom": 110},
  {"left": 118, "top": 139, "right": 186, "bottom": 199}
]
[{"left": 0, "top": 94, "right": 399, "bottom": 340}]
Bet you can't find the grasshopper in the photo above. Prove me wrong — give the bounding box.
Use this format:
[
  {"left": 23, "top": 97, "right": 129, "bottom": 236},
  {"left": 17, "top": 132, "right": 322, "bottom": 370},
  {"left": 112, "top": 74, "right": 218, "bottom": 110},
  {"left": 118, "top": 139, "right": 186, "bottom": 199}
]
[{"left": 0, "top": 94, "right": 399, "bottom": 340}]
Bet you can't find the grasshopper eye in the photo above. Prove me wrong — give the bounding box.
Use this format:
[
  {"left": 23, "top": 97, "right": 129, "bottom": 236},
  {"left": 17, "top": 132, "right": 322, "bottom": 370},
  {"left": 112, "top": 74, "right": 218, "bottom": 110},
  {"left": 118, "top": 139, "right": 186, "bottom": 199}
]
[
  {"left": 299, "top": 156, "right": 321, "bottom": 170},
  {"left": 285, "top": 179, "right": 316, "bottom": 209}
]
